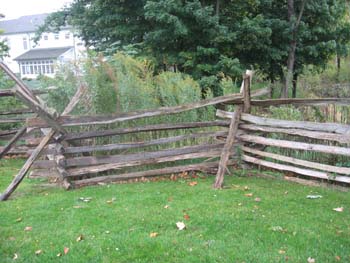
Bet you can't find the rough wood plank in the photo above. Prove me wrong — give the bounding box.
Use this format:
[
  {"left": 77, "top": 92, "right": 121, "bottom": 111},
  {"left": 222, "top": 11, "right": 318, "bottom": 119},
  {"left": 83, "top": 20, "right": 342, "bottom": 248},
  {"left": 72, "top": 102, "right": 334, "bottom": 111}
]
[
  {"left": 0, "top": 127, "right": 27, "bottom": 159},
  {"left": 43, "top": 131, "right": 227, "bottom": 155},
  {"left": 239, "top": 134, "right": 350, "bottom": 156},
  {"left": 0, "top": 108, "right": 32, "bottom": 115},
  {"left": 64, "top": 121, "right": 229, "bottom": 141},
  {"left": 242, "top": 75, "right": 251, "bottom": 113},
  {"left": 251, "top": 98, "right": 350, "bottom": 107},
  {"left": 242, "top": 146, "right": 350, "bottom": 175},
  {"left": 0, "top": 118, "right": 26, "bottom": 124},
  {"left": 217, "top": 111, "right": 350, "bottom": 134},
  {"left": 73, "top": 161, "right": 234, "bottom": 188},
  {"left": 242, "top": 154, "right": 350, "bottom": 184},
  {"left": 239, "top": 124, "right": 350, "bottom": 144},
  {"left": 0, "top": 129, "right": 55, "bottom": 201},
  {"left": 214, "top": 106, "right": 242, "bottom": 188},
  {"left": 68, "top": 149, "right": 227, "bottom": 176}
]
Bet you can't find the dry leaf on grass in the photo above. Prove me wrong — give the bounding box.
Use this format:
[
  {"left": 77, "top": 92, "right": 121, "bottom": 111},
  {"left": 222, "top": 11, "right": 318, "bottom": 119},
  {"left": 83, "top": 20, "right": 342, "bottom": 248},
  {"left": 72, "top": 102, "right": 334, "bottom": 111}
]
[
  {"left": 244, "top": 186, "right": 250, "bottom": 191},
  {"left": 35, "top": 250, "right": 42, "bottom": 255},
  {"left": 244, "top": 193, "right": 253, "bottom": 197},
  {"left": 76, "top": 234, "right": 84, "bottom": 242},
  {"left": 176, "top": 222, "right": 186, "bottom": 230},
  {"left": 278, "top": 250, "right": 286, "bottom": 254},
  {"left": 149, "top": 232, "right": 158, "bottom": 238},
  {"left": 183, "top": 214, "right": 190, "bottom": 220},
  {"left": 13, "top": 253, "right": 18, "bottom": 260},
  {"left": 333, "top": 207, "right": 344, "bottom": 212},
  {"left": 307, "top": 257, "right": 315, "bottom": 263},
  {"left": 335, "top": 256, "right": 341, "bottom": 261},
  {"left": 15, "top": 218, "right": 22, "bottom": 222},
  {"left": 24, "top": 226, "right": 32, "bottom": 231},
  {"left": 254, "top": 197, "right": 261, "bottom": 202},
  {"left": 188, "top": 181, "right": 198, "bottom": 187},
  {"left": 164, "top": 205, "right": 170, "bottom": 209},
  {"left": 64, "top": 247, "right": 69, "bottom": 255},
  {"left": 57, "top": 253, "right": 62, "bottom": 257}
]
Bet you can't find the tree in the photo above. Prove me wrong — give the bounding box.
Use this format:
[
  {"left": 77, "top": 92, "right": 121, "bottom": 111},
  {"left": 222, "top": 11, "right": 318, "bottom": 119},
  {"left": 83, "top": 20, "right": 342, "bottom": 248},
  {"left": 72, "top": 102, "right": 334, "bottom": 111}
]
[{"left": 0, "top": 13, "right": 9, "bottom": 59}]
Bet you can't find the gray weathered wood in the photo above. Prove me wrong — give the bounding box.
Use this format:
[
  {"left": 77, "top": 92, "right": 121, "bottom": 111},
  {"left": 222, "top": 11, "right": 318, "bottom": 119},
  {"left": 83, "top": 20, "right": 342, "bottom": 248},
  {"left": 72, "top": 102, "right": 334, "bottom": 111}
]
[
  {"left": 0, "top": 129, "right": 55, "bottom": 201},
  {"left": 0, "top": 108, "right": 32, "bottom": 115},
  {"left": 242, "top": 146, "right": 350, "bottom": 175},
  {"left": 73, "top": 161, "right": 235, "bottom": 188},
  {"left": 242, "top": 75, "right": 251, "bottom": 113},
  {"left": 239, "top": 134, "right": 350, "bottom": 156},
  {"left": 217, "top": 111, "right": 350, "bottom": 134},
  {"left": 214, "top": 106, "right": 242, "bottom": 188},
  {"left": 239, "top": 124, "right": 350, "bottom": 144},
  {"left": 242, "top": 154, "right": 350, "bottom": 184},
  {"left": 0, "top": 127, "right": 27, "bottom": 159},
  {"left": 250, "top": 98, "right": 350, "bottom": 107}
]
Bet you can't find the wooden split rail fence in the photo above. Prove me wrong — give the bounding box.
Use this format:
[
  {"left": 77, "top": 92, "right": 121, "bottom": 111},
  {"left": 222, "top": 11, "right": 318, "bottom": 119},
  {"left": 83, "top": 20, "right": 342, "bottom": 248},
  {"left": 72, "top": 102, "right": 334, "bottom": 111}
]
[{"left": 1, "top": 64, "right": 350, "bottom": 200}]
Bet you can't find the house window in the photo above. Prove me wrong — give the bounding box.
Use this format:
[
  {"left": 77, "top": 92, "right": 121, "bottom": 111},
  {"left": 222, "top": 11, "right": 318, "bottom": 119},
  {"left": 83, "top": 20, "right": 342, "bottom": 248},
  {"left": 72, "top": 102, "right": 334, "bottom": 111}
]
[
  {"left": 44, "top": 35, "right": 48, "bottom": 40},
  {"left": 20, "top": 60, "right": 55, "bottom": 75},
  {"left": 54, "top": 34, "right": 59, "bottom": 40},
  {"left": 65, "top": 33, "right": 70, "bottom": 39},
  {"left": 23, "top": 37, "right": 28, "bottom": 50}
]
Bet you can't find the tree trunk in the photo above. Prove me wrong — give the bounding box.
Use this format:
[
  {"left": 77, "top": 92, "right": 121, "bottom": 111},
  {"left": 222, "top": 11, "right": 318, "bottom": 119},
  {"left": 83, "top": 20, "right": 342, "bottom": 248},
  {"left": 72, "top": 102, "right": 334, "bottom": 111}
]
[
  {"left": 216, "top": 0, "right": 220, "bottom": 16},
  {"left": 282, "top": 0, "right": 306, "bottom": 98},
  {"left": 292, "top": 72, "right": 298, "bottom": 98}
]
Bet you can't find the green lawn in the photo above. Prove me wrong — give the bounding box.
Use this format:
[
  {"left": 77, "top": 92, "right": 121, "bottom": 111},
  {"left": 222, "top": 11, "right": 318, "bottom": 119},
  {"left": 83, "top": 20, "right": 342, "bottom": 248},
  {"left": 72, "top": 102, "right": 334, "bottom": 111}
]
[{"left": 0, "top": 159, "right": 349, "bottom": 262}]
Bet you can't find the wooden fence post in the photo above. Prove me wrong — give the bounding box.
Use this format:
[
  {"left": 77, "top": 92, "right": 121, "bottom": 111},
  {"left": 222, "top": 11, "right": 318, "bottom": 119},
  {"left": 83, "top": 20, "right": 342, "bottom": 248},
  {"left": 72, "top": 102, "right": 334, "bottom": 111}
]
[
  {"left": 243, "top": 74, "right": 251, "bottom": 113},
  {"left": 213, "top": 106, "right": 242, "bottom": 189}
]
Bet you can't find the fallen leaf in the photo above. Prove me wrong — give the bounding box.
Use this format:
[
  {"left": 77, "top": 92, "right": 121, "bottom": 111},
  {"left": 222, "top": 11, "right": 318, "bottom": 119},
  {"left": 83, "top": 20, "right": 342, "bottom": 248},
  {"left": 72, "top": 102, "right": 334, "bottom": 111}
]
[
  {"left": 76, "top": 234, "right": 83, "bottom": 242},
  {"left": 188, "top": 181, "right": 198, "bottom": 187},
  {"left": 255, "top": 197, "right": 261, "bottom": 202},
  {"left": 335, "top": 256, "right": 341, "bottom": 261},
  {"left": 35, "top": 250, "right": 42, "bottom": 255},
  {"left": 15, "top": 217, "right": 22, "bottom": 222},
  {"left": 307, "top": 257, "right": 315, "bottom": 263},
  {"left": 306, "top": 195, "right": 322, "bottom": 199},
  {"left": 244, "top": 186, "right": 250, "bottom": 191},
  {"left": 149, "top": 232, "right": 158, "bottom": 238},
  {"left": 9, "top": 236, "right": 16, "bottom": 241},
  {"left": 168, "top": 196, "right": 173, "bottom": 202},
  {"left": 183, "top": 214, "right": 190, "bottom": 220},
  {"left": 24, "top": 226, "right": 32, "bottom": 231},
  {"left": 164, "top": 205, "right": 170, "bottom": 209},
  {"left": 245, "top": 193, "right": 253, "bottom": 197},
  {"left": 64, "top": 247, "right": 69, "bottom": 255},
  {"left": 57, "top": 253, "right": 62, "bottom": 257},
  {"left": 176, "top": 222, "right": 186, "bottom": 230},
  {"left": 284, "top": 191, "right": 288, "bottom": 195},
  {"left": 79, "top": 197, "right": 92, "bottom": 202},
  {"left": 271, "top": 226, "right": 285, "bottom": 232},
  {"left": 278, "top": 250, "right": 286, "bottom": 254},
  {"left": 333, "top": 207, "right": 344, "bottom": 212},
  {"left": 105, "top": 231, "right": 110, "bottom": 234},
  {"left": 73, "top": 205, "right": 84, "bottom": 209},
  {"left": 13, "top": 253, "right": 18, "bottom": 260}
]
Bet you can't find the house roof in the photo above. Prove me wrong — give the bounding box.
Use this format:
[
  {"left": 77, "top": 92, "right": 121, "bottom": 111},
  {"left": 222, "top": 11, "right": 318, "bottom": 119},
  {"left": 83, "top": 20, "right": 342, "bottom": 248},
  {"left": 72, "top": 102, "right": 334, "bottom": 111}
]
[
  {"left": 0, "top": 14, "right": 70, "bottom": 35},
  {"left": 14, "top": 47, "right": 73, "bottom": 61}
]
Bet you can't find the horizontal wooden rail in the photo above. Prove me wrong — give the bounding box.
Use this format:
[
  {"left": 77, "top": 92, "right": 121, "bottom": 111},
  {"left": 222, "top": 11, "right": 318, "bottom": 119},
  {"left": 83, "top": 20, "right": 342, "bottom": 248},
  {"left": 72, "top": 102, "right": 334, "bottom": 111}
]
[
  {"left": 239, "top": 124, "right": 350, "bottom": 144},
  {"left": 33, "top": 143, "right": 225, "bottom": 169},
  {"left": 0, "top": 108, "right": 33, "bottom": 116},
  {"left": 73, "top": 161, "right": 235, "bottom": 188},
  {"left": 68, "top": 149, "right": 227, "bottom": 176},
  {"left": 242, "top": 146, "right": 350, "bottom": 175},
  {"left": 239, "top": 134, "right": 350, "bottom": 156},
  {"left": 217, "top": 110, "right": 350, "bottom": 134},
  {"left": 65, "top": 121, "right": 229, "bottom": 141},
  {"left": 242, "top": 154, "right": 350, "bottom": 184},
  {"left": 250, "top": 98, "right": 350, "bottom": 107},
  {"left": 43, "top": 131, "right": 227, "bottom": 155}
]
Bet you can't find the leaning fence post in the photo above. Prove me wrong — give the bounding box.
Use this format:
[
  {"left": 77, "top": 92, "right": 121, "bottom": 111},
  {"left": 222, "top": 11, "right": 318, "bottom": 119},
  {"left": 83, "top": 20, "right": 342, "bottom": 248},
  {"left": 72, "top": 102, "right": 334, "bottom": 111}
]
[{"left": 213, "top": 106, "right": 242, "bottom": 189}]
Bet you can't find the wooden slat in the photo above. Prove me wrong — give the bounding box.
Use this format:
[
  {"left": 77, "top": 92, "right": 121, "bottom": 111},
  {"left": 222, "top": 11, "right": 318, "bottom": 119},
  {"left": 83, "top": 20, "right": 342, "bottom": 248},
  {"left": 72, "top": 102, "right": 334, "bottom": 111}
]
[
  {"left": 73, "top": 161, "right": 234, "bottom": 188},
  {"left": 43, "top": 130, "right": 227, "bottom": 154},
  {"left": 0, "top": 126, "right": 27, "bottom": 159},
  {"left": 0, "top": 109, "right": 32, "bottom": 115},
  {"left": 65, "top": 120, "right": 229, "bottom": 141},
  {"left": 239, "top": 134, "right": 350, "bottom": 156},
  {"left": 214, "top": 106, "right": 242, "bottom": 188},
  {"left": 242, "top": 146, "right": 350, "bottom": 175},
  {"left": 217, "top": 111, "right": 350, "bottom": 134},
  {"left": 0, "top": 118, "right": 26, "bottom": 124},
  {"left": 242, "top": 154, "right": 350, "bottom": 184},
  {"left": 251, "top": 98, "right": 350, "bottom": 107},
  {"left": 239, "top": 124, "right": 350, "bottom": 144},
  {"left": 68, "top": 149, "right": 227, "bottom": 176}
]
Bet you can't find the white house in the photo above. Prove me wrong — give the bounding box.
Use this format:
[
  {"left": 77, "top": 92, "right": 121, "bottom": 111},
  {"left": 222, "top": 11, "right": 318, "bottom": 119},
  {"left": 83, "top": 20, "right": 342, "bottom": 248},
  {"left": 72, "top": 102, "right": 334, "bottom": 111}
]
[{"left": 0, "top": 13, "right": 84, "bottom": 78}]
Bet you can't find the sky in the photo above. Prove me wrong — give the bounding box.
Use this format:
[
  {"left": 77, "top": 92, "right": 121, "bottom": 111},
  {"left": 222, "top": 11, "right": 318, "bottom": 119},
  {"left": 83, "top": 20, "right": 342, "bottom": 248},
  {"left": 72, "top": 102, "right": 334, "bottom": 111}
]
[{"left": 1, "top": 0, "right": 74, "bottom": 20}]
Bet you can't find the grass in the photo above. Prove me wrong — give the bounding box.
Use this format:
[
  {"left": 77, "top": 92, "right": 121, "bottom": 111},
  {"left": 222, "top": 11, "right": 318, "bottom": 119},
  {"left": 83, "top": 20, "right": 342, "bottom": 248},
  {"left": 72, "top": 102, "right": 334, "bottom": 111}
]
[{"left": 0, "top": 159, "right": 349, "bottom": 262}]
